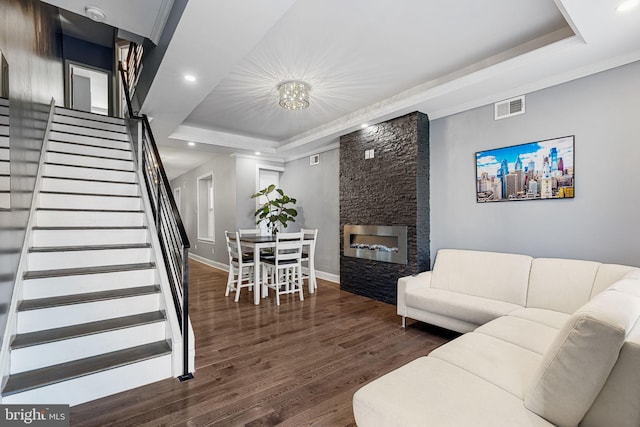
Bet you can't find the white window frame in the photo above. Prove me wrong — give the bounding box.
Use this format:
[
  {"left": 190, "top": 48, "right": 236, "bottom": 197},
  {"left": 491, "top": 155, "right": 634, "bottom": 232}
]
[{"left": 196, "top": 172, "right": 215, "bottom": 243}]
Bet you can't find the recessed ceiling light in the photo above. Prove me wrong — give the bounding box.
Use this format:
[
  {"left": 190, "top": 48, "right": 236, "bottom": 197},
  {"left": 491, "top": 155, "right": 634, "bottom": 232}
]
[
  {"left": 188, "top": 142, "right": 195, "bottom": 146},
  {"left": 255, "top": 151, "right": 261, "bottom": 156},
  {"left": 617, "top": 0, "right": 638, "bottom": 12},
  {"left": 85, "top": 6, "right": 106, "bottom": 22},
  {"left": 361, "top": 124, "right": 369, "bottom": 129},
  {"left": 184, "top": 74, "right": 196, "bottom": 82}
]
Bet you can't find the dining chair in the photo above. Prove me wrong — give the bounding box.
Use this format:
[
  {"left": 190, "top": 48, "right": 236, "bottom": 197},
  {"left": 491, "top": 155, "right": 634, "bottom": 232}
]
[
  {"left": 261, "top": 231, "right": 304, "bottom": 305},
  {"left": 224, "top": 230, "right": 255, "bottom": 302},
  {"left": 238, "top": 228, "right": 261, "bottom": 236},
  {"left": 301, "top": 228, "right": 318, "bottom": 291}
]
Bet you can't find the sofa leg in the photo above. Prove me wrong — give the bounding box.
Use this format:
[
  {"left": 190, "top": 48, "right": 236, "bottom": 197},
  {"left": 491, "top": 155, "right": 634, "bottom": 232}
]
[{"left": 402, "top": 316, "right": 406, "bottom": 329}]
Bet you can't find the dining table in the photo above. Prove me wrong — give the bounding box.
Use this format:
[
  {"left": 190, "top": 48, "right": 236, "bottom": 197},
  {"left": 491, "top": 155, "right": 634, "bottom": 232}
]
[{"left": 239, "top": 233, "right": 317, "bottom": 305}]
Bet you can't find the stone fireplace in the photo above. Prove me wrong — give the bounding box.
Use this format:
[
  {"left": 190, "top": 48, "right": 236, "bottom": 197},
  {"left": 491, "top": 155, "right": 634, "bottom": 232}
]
[{"left": 340, "top": 112, "right": 430, "bottom": 304}]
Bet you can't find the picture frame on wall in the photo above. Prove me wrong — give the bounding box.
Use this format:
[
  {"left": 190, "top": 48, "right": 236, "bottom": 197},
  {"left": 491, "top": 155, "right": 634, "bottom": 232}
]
[{"left": 475, "top": 135, "right": 574, "bottom": 203}]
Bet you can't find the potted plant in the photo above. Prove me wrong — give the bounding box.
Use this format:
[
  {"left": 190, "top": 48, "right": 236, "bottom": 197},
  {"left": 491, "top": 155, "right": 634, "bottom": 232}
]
[{"left": 251, "top": 185, "right": 298, "bottom": 234}]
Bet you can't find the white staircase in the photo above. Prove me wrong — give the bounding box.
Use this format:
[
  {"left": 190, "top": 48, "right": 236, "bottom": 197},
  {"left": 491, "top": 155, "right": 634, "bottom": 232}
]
[
  {"left": 0, "top": 97, "right": 9, "bottom": 208},
  {"left": 1, "top": 107, "right": 175, "bottom": 405}
]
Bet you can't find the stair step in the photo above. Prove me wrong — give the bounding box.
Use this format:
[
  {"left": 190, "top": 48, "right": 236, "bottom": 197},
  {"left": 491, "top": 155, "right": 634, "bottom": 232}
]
[
  {"left": 43, "top": 162, "right": 136, "bottom": 182},
  {"left": 38, "top": 191, "right": 141, "bottom": 210},
  {"left": 54, "top": 106, "right": 125, "bottom": 125},
  {"left": 41, "top": 176, "right": 138, "bottom": 196},
  {"left": 47, "top": 151, "right": 134, "bottom": 172},
  {"left": 0, "top": 159, "right": 9, "bottom": 174},
  {"left": 23, "top": 262, "right": 155, "bottom": 280},
  {"left": 0, "top": 148, "right": 8, "bottom": 161},
  {"left": 19, "top": 285, "right": 160, "bottom": 311},
  {"left": 32, "top": 228, "right": 148, "bottom": 247},
  {"left": 12, "top": 311, "right": 166, "bottom": 349},
  {"left": 36, "top": 208, "right": 145, "bottom": 227},
  {"left": 2, "top": 340, "right": 171, "bottom": 397},
  {"left": 48, "top": 140, "right": 132, "bottom": 160},
  {"left": 0, "top": 135, "right": 8, "bottom": 148},
  {"left": 30, "top": 243, "right": 151, "bottom": 253},
  {"left": 49, "top": 131, "right": 130, "bottom": 151},
  {"left": 54, "top": 114, "right": 127, "bottom": 133},
  {"left": 51, "top": 122, "right": 128, "bottom": 141}
]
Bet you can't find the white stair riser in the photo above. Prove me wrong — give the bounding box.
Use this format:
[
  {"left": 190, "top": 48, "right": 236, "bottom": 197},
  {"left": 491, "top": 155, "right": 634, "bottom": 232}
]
[
  {"left": 46, "top": 152, "right": 133, "bottom": 171},
  {"left": 43, "top": 163, "right": 136, "bottom": 183},
  {"left": 41, "top": 177, "right": 138, "bottom": 196},
  {"left": 55, "top": 107, "right": 125, "bottom": 125},
  {"left": 11, "top": 322, "right": 166, "bottom": 373},
  {"left": 22, "top": 269, "right": 155, "bottom": 299},
  {"left": 32, "top": 228, "right": 148, "bottom": 248},
  {"left": 0, "top": 148, "right": 8, "bottom": 161},
  {"left": 2, "top": 353, "right": 171, "bottom": 406},
  {"left": 51, "top": 122, "right": 129, "bottom": 142},
  {"left": 38, "top": 192, "right": 141, "bottom": 210},
  {"left": 17, "top": 294, "right": 161, "bottom": 333},
  {"left": 48, "top": 141, "right": 132, "bottom": 160},
  {"left": 48, "top": 131, "right": 130, "bottom": 151},
  {"left": 0, "top": 115, "right": 8, "bottom": 126},
  {"left": 28, "top": 247, "right": 151, "bottom": 270},
  {"left": 36, "top": 210, "right": 144, "bottom": 227},
  {"left": 0, "top": 135, "right": 8, "bottom": 148},
  {"left": 0, "top": 175, "right": 8, "bottom": 188},
  {"left": 54, "top": 114, "right": 127, "bottom": 133},
  {"left": 0, "top": 192, "right": 8, "bottom": 206},
  {"left": 0, "top": 103, "right": 8, "bottom": 113},
  {"left": 0, "top": 160, "right": 9, "bottom": 174}
]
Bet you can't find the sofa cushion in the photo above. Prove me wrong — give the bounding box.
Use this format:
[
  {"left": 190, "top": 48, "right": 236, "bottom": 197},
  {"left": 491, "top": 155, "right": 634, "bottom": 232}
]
[
  {"left": 508, "top": 307, "right": 570, "bottom": 330},
  {"left": 431, "top": 249, "right": 531, "bottom": 305},
  {"left": 405, "top": 287, "right": 521, "bottom": 326},
  {"left": 591, "top": 264, "right": 639, "bottom": 298},
  {"left": 525, "top": 289, "right": 640, "bottom": 427},
  {"left": 581, "top": 321, "right": 640, "bottom": 427},
  {"left": 353, "top": 357, "right": 554, "bottom": 427},
  {"left": 430, "top": 332, "right": 542, "bottom": 398},
  {"left": 526, "top": 258, "right": 600, "bottom": 314},
  {"left": 475, "top": 315, "right": 559, "bottom": 355}
]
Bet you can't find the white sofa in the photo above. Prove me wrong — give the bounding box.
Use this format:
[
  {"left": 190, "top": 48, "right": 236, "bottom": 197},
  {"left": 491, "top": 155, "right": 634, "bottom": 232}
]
[{"left": 353, "top": 249, "right": 640, "bottom": 427}]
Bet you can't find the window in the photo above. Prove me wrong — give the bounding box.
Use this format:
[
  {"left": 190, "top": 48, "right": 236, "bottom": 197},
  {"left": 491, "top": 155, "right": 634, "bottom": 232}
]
[{"left": 197, "top": 172, "right": 214, "bottom": 242}]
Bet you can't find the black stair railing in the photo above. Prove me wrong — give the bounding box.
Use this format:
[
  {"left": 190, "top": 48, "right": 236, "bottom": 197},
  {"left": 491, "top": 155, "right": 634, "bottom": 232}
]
[{"left": 119, "top": 54, "right": 193, "bottom": 382}]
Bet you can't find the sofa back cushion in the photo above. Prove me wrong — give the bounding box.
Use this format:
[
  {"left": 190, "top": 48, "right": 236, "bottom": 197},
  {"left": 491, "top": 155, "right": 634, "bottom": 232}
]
[
  {"left": 590, "top": 264, "right": 639, "bottom": 298},
  {"left": 431, "top": 249, "right": 532, "bottom": 306},
  {"left": 526, "top": 258, "right": 600, "bottom": 313},
  {"left": 524, "top": 288, "right": 640, "bottom": 427}
]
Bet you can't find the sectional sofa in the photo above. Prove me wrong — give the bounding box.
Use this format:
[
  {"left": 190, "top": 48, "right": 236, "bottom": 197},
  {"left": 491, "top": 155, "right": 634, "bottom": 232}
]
[{"left": 353, "top": 249, "right": 640, "bottom": 427}]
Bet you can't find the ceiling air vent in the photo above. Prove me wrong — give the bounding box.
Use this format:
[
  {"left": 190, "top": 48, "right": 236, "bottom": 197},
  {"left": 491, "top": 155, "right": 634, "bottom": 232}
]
[{"left": 494, "top": 95, "right": 525, "bottom": 120}]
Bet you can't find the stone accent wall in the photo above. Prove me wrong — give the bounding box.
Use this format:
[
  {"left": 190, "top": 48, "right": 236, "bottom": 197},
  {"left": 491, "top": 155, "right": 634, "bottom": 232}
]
[{"left": 340, "top": 112, "right": 430, "bottom": 304}]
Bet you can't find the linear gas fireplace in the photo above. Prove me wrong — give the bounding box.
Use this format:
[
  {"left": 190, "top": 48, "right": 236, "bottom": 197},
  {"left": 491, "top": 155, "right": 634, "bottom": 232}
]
[{"left": 344, "top": 225, "right": 408, "bottom": 265}]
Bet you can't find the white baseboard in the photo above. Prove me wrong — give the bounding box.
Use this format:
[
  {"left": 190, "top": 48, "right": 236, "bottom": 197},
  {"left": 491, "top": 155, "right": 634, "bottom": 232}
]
[
  {"left": 189, "top": 253, "right": 228, "bottom": 272},
  {"left": 189, "top": 253, "right": 340, "bottom": 284}
]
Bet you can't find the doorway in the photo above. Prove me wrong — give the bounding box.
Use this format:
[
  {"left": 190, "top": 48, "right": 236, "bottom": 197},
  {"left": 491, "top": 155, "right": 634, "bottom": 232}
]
[{"left": 67, "top": 62, "right": 111, "bottom": 115}]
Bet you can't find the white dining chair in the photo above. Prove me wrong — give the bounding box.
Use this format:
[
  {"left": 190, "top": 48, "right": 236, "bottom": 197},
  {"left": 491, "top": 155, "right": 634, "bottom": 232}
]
[
  {"left": 301, "top": 228, "right": 318, "bottom": 291},
  {"left": 224, "top": 231, "right": 255, "bottom": 302},
  {"left": 261, "top": 231, "right": 304, "bottom": 305}
]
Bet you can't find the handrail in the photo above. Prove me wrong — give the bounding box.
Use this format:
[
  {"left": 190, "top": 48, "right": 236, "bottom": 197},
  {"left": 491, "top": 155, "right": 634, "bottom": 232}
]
[{"left": 118, "top": 59, "right": 193, "bottom": 382}]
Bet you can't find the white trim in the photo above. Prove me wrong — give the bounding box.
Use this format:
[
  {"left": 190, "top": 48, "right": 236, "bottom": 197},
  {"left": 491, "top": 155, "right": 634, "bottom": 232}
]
[
  {"left": 189, "top": 253, "right": 228, "bottom": 272},
  {"left": 0, "top": 99, "right": 56, "bottom": 398},
  {"left": 315, "top": 270, "right": 339, "bottom": 284},
  {"left": 196, "top": 171, "right": 215, "bottom": 243}
]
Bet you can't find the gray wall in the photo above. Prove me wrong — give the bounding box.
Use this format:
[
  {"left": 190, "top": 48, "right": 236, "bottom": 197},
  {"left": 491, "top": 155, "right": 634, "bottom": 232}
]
[
  {"left": 0, "top": 0, "right": 64, "bottom": 344},
  {"left": 281, "top": 148, "right": 340, "bottom": 276},
  {"left": 234, "top": 156, "right": 283, "bottom": 230},
  {"left": 170, "top": 154, "right": 237, "bottom": 266},
  {"left": 430, "top": 60, "right": 640, "bottom": 267}
]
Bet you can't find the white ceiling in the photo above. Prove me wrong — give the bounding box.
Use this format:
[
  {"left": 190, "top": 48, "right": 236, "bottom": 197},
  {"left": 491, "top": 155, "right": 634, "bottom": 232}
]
[
  {"left": 42, "top": 0, "right": 174, "bottom": 44},
  {"left": 46, "top": 0, "right": 640, "bottom": 180}
]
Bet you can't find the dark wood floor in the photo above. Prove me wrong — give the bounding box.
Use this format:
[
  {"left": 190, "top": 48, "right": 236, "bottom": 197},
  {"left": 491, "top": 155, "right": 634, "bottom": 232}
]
[{"left": 71, "top": 260, "right": 456, "bottom": 426}]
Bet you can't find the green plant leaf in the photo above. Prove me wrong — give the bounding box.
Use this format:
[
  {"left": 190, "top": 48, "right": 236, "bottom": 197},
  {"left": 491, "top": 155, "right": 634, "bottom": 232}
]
[
  {"left": 266, "top": 184, "right": 276, "bottom": 194},
  {"left": 276, "top": 188, "right": 284, "bottom": 197}
]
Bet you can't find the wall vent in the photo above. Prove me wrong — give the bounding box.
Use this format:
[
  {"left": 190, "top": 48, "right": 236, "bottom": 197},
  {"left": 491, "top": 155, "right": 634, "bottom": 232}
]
[
  {"left": 309, "top": 154, "right": 320, "bottom": 165},
  {"left": 494, "top": 95, "right": 525, "bottom": 120}
]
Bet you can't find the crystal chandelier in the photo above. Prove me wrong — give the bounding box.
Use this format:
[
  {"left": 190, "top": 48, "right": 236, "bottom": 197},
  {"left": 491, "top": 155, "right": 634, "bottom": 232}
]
[{"left": 278, "top": 81, "right": 310, "bottom": 110}]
